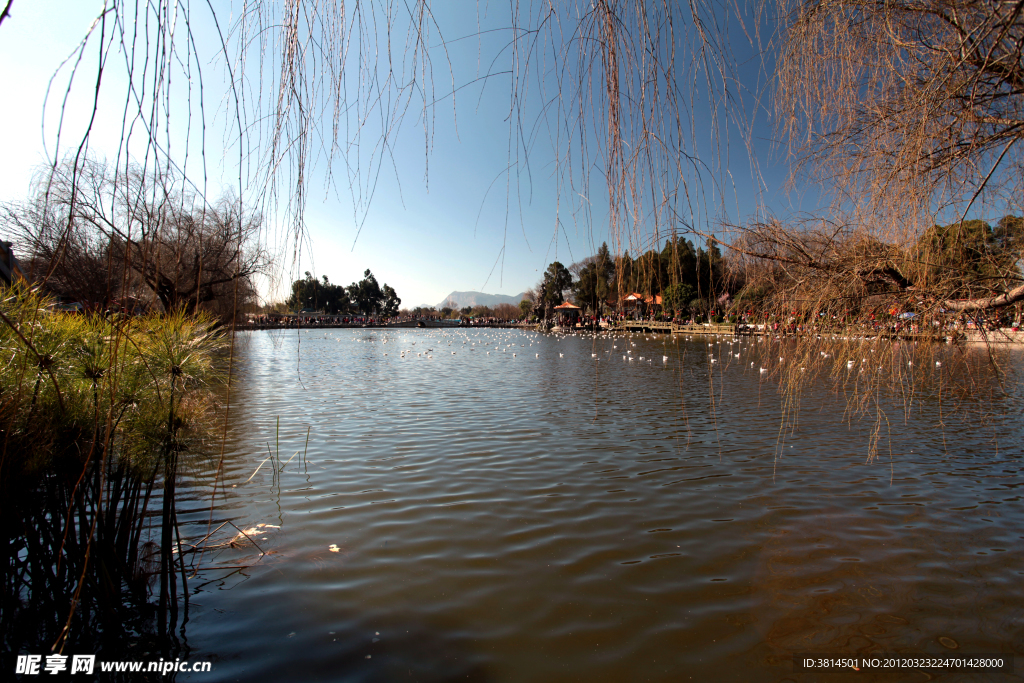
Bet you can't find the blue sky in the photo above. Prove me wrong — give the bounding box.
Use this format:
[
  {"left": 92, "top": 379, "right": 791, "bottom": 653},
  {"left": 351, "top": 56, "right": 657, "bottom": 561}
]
[{"left": 0, "top": 1, "right": 793, "bottom": 308}]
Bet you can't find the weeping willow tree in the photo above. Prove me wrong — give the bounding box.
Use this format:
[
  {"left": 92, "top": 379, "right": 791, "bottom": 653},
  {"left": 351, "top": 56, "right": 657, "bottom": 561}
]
[
  {"left": 715, "top": 0, "right": 1024, "bottom": 456},
  {"left": 737, "top": 0, "right": 1024, "bottom": 319}
]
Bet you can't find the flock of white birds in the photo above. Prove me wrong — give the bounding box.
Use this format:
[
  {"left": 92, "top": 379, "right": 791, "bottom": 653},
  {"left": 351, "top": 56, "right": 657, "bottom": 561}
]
[{"left": 307, "top": 327, "right": 943, "bottom": 375}]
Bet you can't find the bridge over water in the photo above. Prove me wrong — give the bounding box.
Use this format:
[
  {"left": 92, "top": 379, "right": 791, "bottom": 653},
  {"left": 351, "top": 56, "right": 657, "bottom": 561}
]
[{"left": 611, "top": 321, "right": 739, "bottom": 335}]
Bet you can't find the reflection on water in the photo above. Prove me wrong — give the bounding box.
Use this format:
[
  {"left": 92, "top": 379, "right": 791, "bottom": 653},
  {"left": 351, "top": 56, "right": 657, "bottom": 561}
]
[{"left": 179, "top": 328, "right": 1024, "bottom": 681}]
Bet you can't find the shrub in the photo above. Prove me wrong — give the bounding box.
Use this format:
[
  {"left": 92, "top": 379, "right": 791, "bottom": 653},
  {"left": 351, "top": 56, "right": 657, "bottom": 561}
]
[{"left": 0, "top": 284, "right": 228, "bottom": 654}]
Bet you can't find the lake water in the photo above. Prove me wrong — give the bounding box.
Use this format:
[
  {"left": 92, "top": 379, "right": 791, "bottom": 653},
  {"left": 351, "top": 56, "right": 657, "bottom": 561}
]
[{"left": 178, "top": 328, "right": 1024, "bottom": 681}]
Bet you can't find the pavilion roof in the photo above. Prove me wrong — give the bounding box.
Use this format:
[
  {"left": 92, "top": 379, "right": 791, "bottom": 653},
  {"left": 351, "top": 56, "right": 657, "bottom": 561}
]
[{"left": 621, "top": 292, "right": 662, "bottom": 305}]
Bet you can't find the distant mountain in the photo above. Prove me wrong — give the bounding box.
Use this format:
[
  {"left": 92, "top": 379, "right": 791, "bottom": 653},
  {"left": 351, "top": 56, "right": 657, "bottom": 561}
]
[{"left": 436, "top": 291, "right": 527, "bottom": 309}]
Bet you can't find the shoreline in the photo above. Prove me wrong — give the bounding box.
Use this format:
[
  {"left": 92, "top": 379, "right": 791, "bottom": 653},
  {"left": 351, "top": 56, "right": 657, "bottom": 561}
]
[
  {"left": 234, "top": 320, "right": 1024, "bottom": 344},
  {"left": 963, "top": 328, "right": 1024, "bottom": 345},
  {"left": 235, "top": 321, "right": 537, "bottom": 331}
]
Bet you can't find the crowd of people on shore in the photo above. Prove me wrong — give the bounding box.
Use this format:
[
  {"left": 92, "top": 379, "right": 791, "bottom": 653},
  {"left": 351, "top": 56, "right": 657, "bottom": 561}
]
[
  {"left": 547, "top": 309, "right": 1022, "bottom": 337},
  {"left": 245, "top": 313, "right": 388, "bottom": 327},
  {"left": 243, "top": 313, "right": 531, "bottom": 328},
  {"left": 244, "top": 307, "right": 1021, "bottom": 336}
]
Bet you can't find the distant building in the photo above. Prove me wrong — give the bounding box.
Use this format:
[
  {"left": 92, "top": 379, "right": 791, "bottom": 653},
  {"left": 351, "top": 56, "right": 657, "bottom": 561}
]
[{"left": 0, "top": 242, "right": 24, "bottom": 286}]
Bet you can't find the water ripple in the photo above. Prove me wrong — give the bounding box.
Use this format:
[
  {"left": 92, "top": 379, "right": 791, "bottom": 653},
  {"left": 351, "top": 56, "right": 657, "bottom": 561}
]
[{"left": 181, "top": 328, "right": 1024, "bottom": 681}]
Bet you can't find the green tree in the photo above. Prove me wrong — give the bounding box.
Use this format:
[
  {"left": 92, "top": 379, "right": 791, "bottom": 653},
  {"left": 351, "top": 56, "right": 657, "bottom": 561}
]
[
  {"left": 543, "top": 262, "right": 572, "bottom": 304},
  {"left": 690, "top": 296, "right": 712, "bottom": 320},
  {"left": 537, "top": 261, "right": 572, "bottom": 320},
  {"left": 519, "top": 299, "right": 534, "bottom": 320},
  {"left": 914, "top": 218, "right": 1024, "bottom": 300},
  {"left": 288, "top": 272, "right": 350, "bottom": 313},
  {"left": 348, "top": 269, "right": 384, "bottom": 315},
  {"left": 613, "top": 251, "right": 634, "bottom": 298},
  {"left": 994, "top": 216, "right": 1024, "bottom": 255},
  {"left": 671, "top": 238, "right": 698, "bottom": 291},
  {"left": 571, "top": 243, "right": 616, "bottom": 314},
  {"left": 633, "top": 247, "right": 667, "bottom": 297},
  {"left": 572, "top": 262, "right": 600, "bottom": 313},
  {"left": 595, "top": 242, "right": 614, "bottom": 309},
  {"left": 380, "top": 284, "right": 401, "bottom": 317},
  {"left": 287, "top": 273, "right": 314, "bottom": 311},
  {"left": 696, "top": 239, "right": 725, "bottom": 299},
  {"left": 662, "top": 282, "right": 696, "bottom": 317}
]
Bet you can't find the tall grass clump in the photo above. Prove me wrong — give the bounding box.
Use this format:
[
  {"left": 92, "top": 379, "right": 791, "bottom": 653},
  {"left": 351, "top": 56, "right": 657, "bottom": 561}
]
[{"left": 0, "top": 284, "right": 228, "bottom": 656}]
